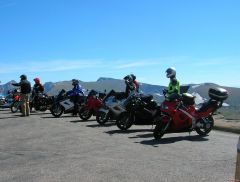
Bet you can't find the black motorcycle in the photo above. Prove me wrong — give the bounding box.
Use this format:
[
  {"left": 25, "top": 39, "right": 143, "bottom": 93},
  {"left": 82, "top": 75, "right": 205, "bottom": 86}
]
[
  {"left": 30, "top": 92, "right": 53, "bottom": 112},
  {"left": 115, "top": 93, "right": 159, "bottom": 130}
]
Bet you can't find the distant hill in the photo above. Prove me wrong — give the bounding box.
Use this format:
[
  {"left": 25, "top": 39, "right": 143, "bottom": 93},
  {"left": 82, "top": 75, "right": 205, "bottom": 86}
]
[{"left": 1, "top": 77, "right": 239, "bottom": 119}]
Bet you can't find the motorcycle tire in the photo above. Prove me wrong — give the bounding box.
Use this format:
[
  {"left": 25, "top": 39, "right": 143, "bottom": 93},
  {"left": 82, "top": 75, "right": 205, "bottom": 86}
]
[
  {"left": 50, "top": 104, "right": 64, "bottom": 117},
  {"left": 116, "top": 112, "right": 133, "bottom": 130},
  {"left": 195, "top": 116, "right": 214, "bottom": 136},
  {"left": 96, "top": 110, "right": 109, "bottom": 125},
  {"left": 79, "top": 107, "right": 92, "bottom": 121},
  {"left": 10, "top": 101, "right": 20, "bottom": 113},
  {"left": 153, "top": 122, "right": 167, "bottom": 140}
]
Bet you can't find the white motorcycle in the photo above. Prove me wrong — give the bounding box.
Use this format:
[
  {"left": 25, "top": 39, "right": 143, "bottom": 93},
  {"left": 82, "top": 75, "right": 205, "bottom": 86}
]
[{"left": 50, "top": 89, "right": 84, "bottom": 117}]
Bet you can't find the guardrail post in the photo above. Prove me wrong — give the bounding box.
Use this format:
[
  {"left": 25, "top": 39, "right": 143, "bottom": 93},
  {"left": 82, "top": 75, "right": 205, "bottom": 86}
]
[{"left": 236, "top": 136, "right": 240, "bottom": 181}]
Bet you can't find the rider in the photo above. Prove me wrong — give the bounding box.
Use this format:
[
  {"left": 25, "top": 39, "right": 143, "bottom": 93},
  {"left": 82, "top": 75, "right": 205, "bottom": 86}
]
[
  {"left": 130, "top": 74, "right": 140, "bottom": 93},
  {"left": 12, "top": 74, "right": 31, "bottom": 116},
  {"left": 164, "top": 67, "right": 180, "bottom": 101},
  {"left": 67, "top": 79, "right": 84, "bottom": 115},
  {"left": 32, "top": 78, "right": 45, "bottom": 110},
  {"left": 124, "top": 75, "right": 137, "bottom": 97},
  {"left": 33, "top": 78, "right": 44, "bottom": 94}
]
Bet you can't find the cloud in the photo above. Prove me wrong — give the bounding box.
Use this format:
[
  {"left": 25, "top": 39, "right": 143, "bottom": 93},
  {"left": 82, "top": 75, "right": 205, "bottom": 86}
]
[
  {"left": 114, "top": 57, "right": 184, "bottom": 69},
  {"left": 192, "top": 57, "right": 236, "bottom": 67},
  {"left": 0, "top": 59, "right": 104, "bottom": 74}
]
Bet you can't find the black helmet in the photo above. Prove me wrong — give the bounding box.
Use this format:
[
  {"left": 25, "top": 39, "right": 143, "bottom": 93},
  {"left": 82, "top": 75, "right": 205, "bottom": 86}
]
[
  {"left": 124, "top": 75, "right": 133, "bottom": 83},
  {"left": 72, "top": 79, "right": 79, "bottom": 86},
  {"left": 20, "top": 74, "right": 27, "bottom": 80},
  {"left": 130, "top": 74, "right": 136, "bottom": 81},
  {"left": 166, "top": 67, "right": 176, "bottom": 78}
]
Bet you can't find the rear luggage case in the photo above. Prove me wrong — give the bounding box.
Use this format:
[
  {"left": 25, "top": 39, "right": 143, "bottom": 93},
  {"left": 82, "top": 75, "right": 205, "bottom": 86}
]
[{"left": 209, "top": 87, "right": 228, "bottom": 101}]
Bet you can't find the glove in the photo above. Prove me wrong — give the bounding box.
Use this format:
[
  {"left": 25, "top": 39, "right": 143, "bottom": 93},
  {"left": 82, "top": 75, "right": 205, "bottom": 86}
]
[{"left": 163, "top": 89, "right": 167, "bottom": 96}]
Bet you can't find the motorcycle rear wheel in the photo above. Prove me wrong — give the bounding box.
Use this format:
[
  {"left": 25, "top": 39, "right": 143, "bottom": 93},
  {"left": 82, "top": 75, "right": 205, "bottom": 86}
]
[
  {"left": 195, "top": 116, "right": 214, "bottom": 136},
  {"left": 50, "top": 104, "right": 64, "bottom": 117},
  {"left": 116, "top": 112, "right": 133, "bottom": 130},
  {"left": 79, "top": 107, "right": 92, "bottom": 121}
]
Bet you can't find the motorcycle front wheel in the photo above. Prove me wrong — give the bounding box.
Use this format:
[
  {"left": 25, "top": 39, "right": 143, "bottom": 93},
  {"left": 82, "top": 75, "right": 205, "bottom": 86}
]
[
  {"left": 195, "top": 116, "right": 214, "bottom": 136},
  {"left": 79, "top": 107, "right": 92, "bottom": 121},
  {"left": 116, "top": 112, "right": 133, "bottom": 130},
  {"left": 10, "top": 101, "right": 20, "bottom": 113},
  {"left": 96, "top": 110, "right": 109, "bottom": 125},
  {"left": 50, "top": 104, "right": 64, "bottom": 117},
  {"left": 153, "top": 122, "right": 167, "bottom": 140}
]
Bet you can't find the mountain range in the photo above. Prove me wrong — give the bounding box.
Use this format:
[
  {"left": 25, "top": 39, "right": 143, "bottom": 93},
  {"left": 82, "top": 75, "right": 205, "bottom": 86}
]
[{"left": 1, "top": 77, "right": 239, "bottom": 119}]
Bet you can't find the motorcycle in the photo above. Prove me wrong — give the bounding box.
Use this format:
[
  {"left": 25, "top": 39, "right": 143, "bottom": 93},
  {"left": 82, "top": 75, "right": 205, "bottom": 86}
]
[
  {"left": 0, "top": 94, "right": 6, "bottom": 105},
  {"left": 96, "top": 90, "right": 126, "bottom": 125},
  {"left": 10, "top": 91, "right": 22, "bottom": 113},
  {"left": 50, "top": 89, "right": 85, "bottom": 117},
  {"left": 153, "top": 87, "right": 228, "bottom": 140},
  {"left": 78, "top": 90, "right": 106, "bottom": 121},
  {"left": 30, "top": 90, "right": 53, "bottom": 112},
  {"left": 115, "top": 93, "right": 158, "bottom": 130}
]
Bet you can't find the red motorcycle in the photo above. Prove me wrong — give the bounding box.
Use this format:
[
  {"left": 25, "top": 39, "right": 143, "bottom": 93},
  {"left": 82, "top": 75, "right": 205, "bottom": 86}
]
[
  {"left": 79, "top": 90, "right": 106, "bottom": 120},
  {"left": 153, "top": 87, "right": 228, "bottom": 140},
  {"left": 10, "top": 90, "right": 21, "bottom": 113}
]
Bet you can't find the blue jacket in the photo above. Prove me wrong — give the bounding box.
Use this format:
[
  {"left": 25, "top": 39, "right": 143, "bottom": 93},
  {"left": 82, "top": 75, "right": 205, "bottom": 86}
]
[{"left": 67, "top": 84, "right": 84, "bottom": 97}]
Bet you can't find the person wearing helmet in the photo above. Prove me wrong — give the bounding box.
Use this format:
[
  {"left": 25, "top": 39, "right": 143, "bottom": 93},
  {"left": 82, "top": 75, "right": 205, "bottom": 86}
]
[
  {"left": 12, "top": 74, "right": 31, "bottom": 116},
  {"left": 33, "top": 78, "right": 44, "bottom": 94},
  {"left": 67, "top": 79, "right": 84, "bottom": 115},
  {"left": 31, "top": 78, "right": 45, "bottom": 111},
  {"left": 130, "top": 74, "right": 140, "bottom": 93},
  {"left": 124, "top": 75, "right": 137, "bottom": 97},
  {"left": 163, "top": 67, "right": 180, "bottom": 101}
]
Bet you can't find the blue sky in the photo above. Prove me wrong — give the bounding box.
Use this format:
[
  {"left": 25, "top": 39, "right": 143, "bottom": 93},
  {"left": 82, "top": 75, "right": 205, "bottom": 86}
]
[{"left": 0, "top": 0, "right": 239, "bottom": 87}]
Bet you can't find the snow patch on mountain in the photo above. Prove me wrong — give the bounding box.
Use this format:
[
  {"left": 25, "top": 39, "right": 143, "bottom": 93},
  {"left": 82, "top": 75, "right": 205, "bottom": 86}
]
[
  {"left": 222, "top": 103, "right": 230, "bottom": 107},
  {"left": 191, "top": 92, "right": 206, "bottom": 105},
  {"left": 191, "top": 84, "right": 201, "bottom": 89}
]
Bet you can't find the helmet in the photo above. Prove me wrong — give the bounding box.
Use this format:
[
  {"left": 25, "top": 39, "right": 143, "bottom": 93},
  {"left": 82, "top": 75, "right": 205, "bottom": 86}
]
[
  {"left": 33, "top": 78, "right": 40, "bottom": 84},
  {"left": 130, "top": 74, "right": 136, "bottom": 81},
  {"left": 72, "top": 79, "right": 79, "bottom": 86},
  {"left": 166, "top": 67, "right": 176, "bottom": 78},
  {"left": 124, "top": 75, "right": 133, "bottom": 83},
  {"left": 20, "top": 74, "right": 27, "bottom": 80}
]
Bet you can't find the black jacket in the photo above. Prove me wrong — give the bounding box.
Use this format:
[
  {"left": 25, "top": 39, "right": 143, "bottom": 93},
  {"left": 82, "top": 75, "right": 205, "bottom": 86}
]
[{"left": 12, "top": 80, "right": 31, "bottom": 94}]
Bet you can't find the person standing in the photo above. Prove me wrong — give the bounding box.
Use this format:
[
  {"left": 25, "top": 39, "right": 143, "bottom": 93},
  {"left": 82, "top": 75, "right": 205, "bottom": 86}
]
[{"left": 12, "top": 74, "right": 31, "bottom": 116}]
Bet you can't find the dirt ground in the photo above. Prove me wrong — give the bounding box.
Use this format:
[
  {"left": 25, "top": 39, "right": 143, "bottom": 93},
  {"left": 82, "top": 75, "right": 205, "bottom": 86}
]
[{"left": 214, "top": 114, "right": 240, "bottom": 134}]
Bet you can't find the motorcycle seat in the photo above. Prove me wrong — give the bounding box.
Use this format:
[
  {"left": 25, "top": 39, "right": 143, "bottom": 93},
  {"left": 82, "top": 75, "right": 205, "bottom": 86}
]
[{"left": 140, "top": 95, "right": 153, "bottom": 103}]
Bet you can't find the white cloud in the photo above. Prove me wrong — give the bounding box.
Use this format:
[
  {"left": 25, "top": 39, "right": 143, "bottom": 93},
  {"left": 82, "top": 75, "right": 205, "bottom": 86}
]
[
  {"left": 114, "top": 57, "right": 184, "bottom": 69},
  {"left": 0, "top": 59, "right": 104, "bottom": 74}
]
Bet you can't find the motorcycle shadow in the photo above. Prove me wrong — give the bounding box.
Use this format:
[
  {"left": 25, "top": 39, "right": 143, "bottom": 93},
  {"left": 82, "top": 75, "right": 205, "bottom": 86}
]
[
  {"left": 86, "top": 122, "right": 116, "bottom": 128},
  {"left": 0, "top": 116, "right": 19, "bottom": 119},
  {"left": 41, "top": 115, "right": 77, "bottom": 119},
  {"left": 105, "top": 129, "right": 153, "bottom": 135},
  {"left": 30, "top": 112, "right": 50, "bottom": 116},
  {"left": 139, "top": 135, "right": 209, "bottom": 146},
  {"left": 69, "top": 119, "right": 96, "bottom": 123}
]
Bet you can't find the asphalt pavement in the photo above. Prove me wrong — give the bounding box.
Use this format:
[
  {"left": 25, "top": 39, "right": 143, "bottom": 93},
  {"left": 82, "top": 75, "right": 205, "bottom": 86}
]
[{"left": 0, "top": 108, "right": 238, "bottom": 182}]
